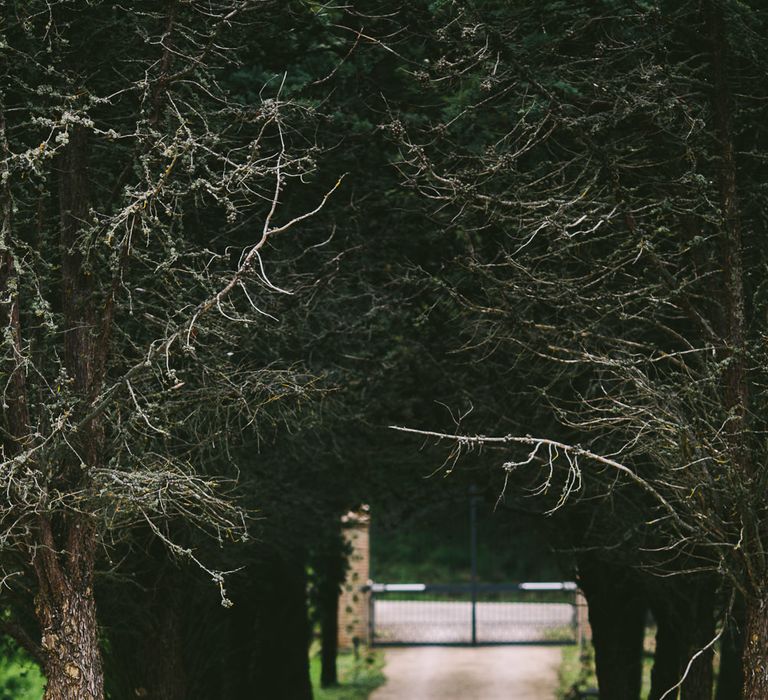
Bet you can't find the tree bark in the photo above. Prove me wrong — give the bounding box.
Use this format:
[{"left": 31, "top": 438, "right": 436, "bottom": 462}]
[
  {"left": 680, "top": 581, "right": 715, "bottom": 700},
  {"left": 310, "top": 534, "right": 347, "bottom": 689},
  {"left": 315, "top": 552, "right": 346, "bottom": 688},
  {"left": 32, "top": 113, "right": 108, "bottom": 700},
  {"left": 319, "top": 580, "right": 340, "bottom": 688},
  {"left": 140, "top": 579, "right": 188, "bottom": 700},
  {"left": 648, "top": 598, "right": 683, "bottom": 700},
  {"left": 36, "top": 517, "right": 104, "bottom": 700},
  {"left": 103, "top": 557, "right": 214, "bottom": 700},
  {"left": 250, "top": 551, "right": 313, "bottom": 700},
  {"left": 647, "top": 576, "right": 715, "bottom": 700},
  {"left": 706, "top": 6, "right": 765, "bottom": 697},
  {"left": 742, "top": 596, "right": 768, "bottom": 699},
  {"left": 220, "top": 593, "right": 254, "bottom": 700},
  {"left": 716, "top": 599, "right": 744, "bottom": 700},
  {"left": 577, "top": 553, "right": 646, "bottom": 700},
  {"left": 3, "top": 67, "right": 106, "bottom": 700}
]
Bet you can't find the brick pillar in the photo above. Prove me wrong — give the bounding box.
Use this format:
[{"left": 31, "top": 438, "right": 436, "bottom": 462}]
[{"left": 338, "top": 506, "right": 371, "bottom": 649}]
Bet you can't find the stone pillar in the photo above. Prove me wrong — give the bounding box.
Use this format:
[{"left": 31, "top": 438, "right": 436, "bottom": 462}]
[{"left": 338, "top": 506, "right": 371, "bottom": 649}]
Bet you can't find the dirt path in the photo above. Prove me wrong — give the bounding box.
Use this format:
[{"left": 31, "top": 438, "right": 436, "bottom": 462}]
[{"left": 370, "top": 646, "right": 562, "bottom": 700}]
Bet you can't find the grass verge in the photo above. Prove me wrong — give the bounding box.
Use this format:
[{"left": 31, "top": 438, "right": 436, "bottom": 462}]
[
  {"left": 310, "top": 647, "right": 386, "bottom": 700},
  {"left": 557, "top": 626, "right": 711, "bottom": 699},
  {"left": 557, "top": 644, "right": 598, "bottom": 699}
]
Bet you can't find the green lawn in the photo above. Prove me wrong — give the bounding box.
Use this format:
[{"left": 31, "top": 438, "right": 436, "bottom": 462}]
[{"left": 310, "top": 648, "right": 385, "bottom": 700}]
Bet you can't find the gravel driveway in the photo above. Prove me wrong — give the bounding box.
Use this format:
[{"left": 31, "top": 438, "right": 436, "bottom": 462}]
[{"left": 370, "top": 646, "right": 562, "bottom": 700}]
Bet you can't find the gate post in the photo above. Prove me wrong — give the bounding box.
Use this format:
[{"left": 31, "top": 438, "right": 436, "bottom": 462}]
[
  {"left": 469, "top": 484, "right": 480, "bottom": 645},
  {"left": 338, "top": 506, "right": 371, "bottom": 650},
  {"left": 575, "top": 588, "right": 591, "bottom": 653},
  {"left": 368, "top": 584, "right": 376, "bottom": 646}
]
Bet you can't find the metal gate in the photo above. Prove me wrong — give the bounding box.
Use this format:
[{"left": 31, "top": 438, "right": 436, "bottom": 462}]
[{"left": 369, "top": 581, "right": 578, "bottom": 646}]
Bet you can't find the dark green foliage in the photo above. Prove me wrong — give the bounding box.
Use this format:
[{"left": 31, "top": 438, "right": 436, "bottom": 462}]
[
  {"left": 0, "top": 639, "right": 44, "bottom": 700},
  {"left": 372, "top": 497, "right": 563, "bottom": 584},
  {"left": 10, "top": 1, "right": 765, "bottom": 697},
  {"left": 392, "top": 0, "right": 768, "bottom": 580}
]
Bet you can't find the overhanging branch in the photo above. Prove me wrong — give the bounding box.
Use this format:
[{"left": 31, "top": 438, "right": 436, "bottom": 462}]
[{"left": 390, "top": 424, "right": 692, "bottom": 534}]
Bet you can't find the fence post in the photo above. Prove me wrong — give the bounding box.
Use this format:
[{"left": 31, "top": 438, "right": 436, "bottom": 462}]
[
  {"left": 575, "top": 588, "right": 591, "bottom": 655},
  {"left": 573, "top": 588, "right": 580, "bottom": 652},
  {"left": 469, "top": 484, "right": 479, "bottom": 645}
]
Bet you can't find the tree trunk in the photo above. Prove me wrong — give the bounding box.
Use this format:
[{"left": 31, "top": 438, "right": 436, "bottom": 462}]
[
  {"left": 707, "top": 5, "right": 761, "bottom": 695},
  {"left": 220, "top": 577, "right": 255, "bottom": 700},
  {"left": 679, "top": 580, "right": 715, "bottom": 700},
  {"left": 647, "top": 576, "right": 716, "bottom": 700},
  {"left": 648, "top": 600, "right": 683, "bottom": 700},
  {"left": 35, "top": 518, "right": 104, "bottom": 700},
  {"left": 716, "top": 599, "right": 744, "bottom": 700},
  {"left": 577, "top": 553, "right": 646, "bottom": 700},
  {"left": 311, "top": 536, "right": 347, "bottom": 689},
  {"left": 707, "top": 4, "right": 759, "bottom": 695},
  {"left": 742, "top": 595, "right": 768, "bottom": 699},
  {"left": 319, "top": 583, "right": 340, "bottom": 688},
  {"left": 142, "top": 587, "right": 188, "bottom": 700},
  {"left": 34, "top": 102, "right": 107, "bottom": 700},
  {"left": 251, "top": 551, "right": 313, "bottom": 700}
]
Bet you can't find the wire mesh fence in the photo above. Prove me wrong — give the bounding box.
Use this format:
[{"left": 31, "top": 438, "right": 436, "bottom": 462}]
[{"left": 369, "top": 582, "right": 578, "bottom": 646}]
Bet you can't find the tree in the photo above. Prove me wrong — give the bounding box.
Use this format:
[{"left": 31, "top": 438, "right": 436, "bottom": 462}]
[
  {"left": 0, "top": 3, "right": 340, "bottom": 697},
  {"left": 390, "top": 1, "right": 768, "bottom": 697}
]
